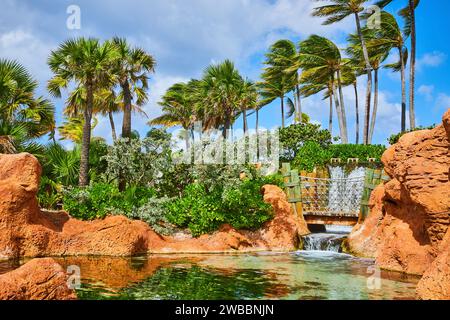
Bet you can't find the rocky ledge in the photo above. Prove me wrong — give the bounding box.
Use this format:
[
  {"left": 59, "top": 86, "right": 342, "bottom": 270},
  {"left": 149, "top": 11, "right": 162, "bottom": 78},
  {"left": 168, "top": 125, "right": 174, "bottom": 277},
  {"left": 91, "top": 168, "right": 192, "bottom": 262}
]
[
  {"left": 0, "top": 258, "right": 76, "bottom": 300},
  {"left": 347, "top": 108, "right": 450, "bottom": 300}
]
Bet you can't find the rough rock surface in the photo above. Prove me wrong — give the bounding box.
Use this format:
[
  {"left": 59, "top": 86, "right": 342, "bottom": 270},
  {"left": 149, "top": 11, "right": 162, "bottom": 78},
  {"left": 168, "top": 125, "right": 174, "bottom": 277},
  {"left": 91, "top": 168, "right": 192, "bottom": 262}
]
[
  {"left": 348, "top": 108, "right": 450, "bottom": 298},
  {"left": 0, "top": 153, "right": 306, "bottom": 260},
  {"left": 0, "top": 153, "right": 151, "bottom": 259},
  {"left": 0, "top": 258, "right": 76, "bottom": 300}
]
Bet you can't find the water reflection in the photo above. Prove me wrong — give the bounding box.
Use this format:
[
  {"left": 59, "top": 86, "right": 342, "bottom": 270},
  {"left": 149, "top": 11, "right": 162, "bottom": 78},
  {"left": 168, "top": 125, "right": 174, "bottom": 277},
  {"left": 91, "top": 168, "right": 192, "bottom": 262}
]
[{"left": 53, "top": 252, "right": 419, "bottom": 300}]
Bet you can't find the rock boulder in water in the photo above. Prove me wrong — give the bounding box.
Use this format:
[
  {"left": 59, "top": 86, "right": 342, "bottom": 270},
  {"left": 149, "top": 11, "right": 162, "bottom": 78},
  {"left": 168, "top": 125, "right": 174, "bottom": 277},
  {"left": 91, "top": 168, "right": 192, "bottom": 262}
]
[{"left": 0, "top": 258, "right": 76, "bottom": 300}]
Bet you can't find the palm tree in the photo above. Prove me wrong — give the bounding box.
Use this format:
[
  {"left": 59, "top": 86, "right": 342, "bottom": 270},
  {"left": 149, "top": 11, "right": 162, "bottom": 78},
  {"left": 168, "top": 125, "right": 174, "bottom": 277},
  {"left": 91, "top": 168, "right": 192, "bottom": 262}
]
[
  {"left": 347, "top": 29, "right": 390, "bottom": 143},
  {"left": 298, "top": 35, "right": 349, "bottom": 143},
  {"left": 200, "top": 60, "right": 244, "bottom": 137},
  {"left": 313, "top": 0, "right": 373, "bottom": 145},
  {"left": 58, "top": 115, "right": 99, "bottom": 144},
  {"left": 366, "top": 11, "right": 408, "bottom": 133},
  {"left": 236, "top": 79, "right": 258, "bottom": 133},
  {"left": 0, "top": 59, "right": 55, "bottom": 154},
  {"left": 48, "top": 38, "right": 118, "bottom": 186},
  {"left": 111, "top": 37, "right": 155, "bottom": 139},
  {"left": 150, "top": 82, "right": 197, "bottom": 149},
  {"left": 260, "top": 40, "right": 298, "bottom": 128},
  {"left": 376, "top": 0, "right": 420, "bottom": 130}
]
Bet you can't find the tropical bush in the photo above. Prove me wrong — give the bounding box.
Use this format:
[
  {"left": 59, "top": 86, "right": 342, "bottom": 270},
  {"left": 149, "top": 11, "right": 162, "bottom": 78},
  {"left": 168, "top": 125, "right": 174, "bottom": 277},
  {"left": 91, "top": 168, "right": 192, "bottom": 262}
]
[
  {"left": 165, "top": 170, "right": 278, "bottom": 237},
  {"left": 279, "top": 123, "right": 332, "bottom": 162},
  {"left": 102, "top": 130, "right": 172, "bottom": 188},
  {"left": 292, "top": 143, "right": 387, "bottom": 172},
  {"left": 126, "top": 197, "right": 176, "bottom": 236},
  {"left": 62, "top": 183, "right": 155, "bottom": 220}
]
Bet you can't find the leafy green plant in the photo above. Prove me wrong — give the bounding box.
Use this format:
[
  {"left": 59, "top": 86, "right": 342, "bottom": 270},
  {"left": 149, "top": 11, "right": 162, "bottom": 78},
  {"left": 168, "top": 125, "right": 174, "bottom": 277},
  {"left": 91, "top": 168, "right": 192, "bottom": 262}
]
[
  {"left": 292, "top": 143, "right": 387, "bottom": 172},
  {"left": 127, "top": 197, "right": 176, "bottom": 236},
  {"left": 279, "top": 123, "right": 332, "bottom": 162},
  {"left": 292, "top": 141, "right": 332, "bottom": 172},
  {"left": 166, "top": 183, "right": 223, "bottom": 237},
  {"left": 62, "top": 183, "right": 155, "bottom": 220}
]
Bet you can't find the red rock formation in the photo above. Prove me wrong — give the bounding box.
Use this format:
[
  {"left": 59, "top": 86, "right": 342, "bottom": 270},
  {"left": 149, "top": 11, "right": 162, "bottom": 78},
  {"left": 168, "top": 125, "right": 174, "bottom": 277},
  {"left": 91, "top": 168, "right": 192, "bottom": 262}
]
[
  {"left": 0, "top": 258, "right": 76, "bottom": 300},
  {"left": 0, "top": 153, "right": 305, "bottom": 260},
  {"left": 348, "top": 108, "right": 450, "bottom": 299}
]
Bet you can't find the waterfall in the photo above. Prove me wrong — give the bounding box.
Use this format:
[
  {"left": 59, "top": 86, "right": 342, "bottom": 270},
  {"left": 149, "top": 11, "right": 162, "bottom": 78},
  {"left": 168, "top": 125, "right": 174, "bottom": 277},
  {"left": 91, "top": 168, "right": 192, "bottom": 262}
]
[
  {"left": 302, "top": 226, "right": 352, "bottom": 252},
  {"left": 327, "top": 166, "right": 366, "bottom": 214}
]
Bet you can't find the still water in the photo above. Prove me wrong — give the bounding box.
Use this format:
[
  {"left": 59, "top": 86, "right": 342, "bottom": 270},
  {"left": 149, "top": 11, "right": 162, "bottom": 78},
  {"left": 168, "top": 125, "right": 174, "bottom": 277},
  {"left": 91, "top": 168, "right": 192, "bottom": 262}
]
[{"left": 40, "top": 252, "right": 420, "bottom": 300}]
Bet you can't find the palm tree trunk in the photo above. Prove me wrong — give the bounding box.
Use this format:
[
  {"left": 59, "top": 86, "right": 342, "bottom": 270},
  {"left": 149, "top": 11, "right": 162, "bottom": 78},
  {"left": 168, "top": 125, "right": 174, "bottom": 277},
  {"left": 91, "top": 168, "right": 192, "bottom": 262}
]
[
  {"left": 79, "top": 83, "right": 93, "bottom": 187},
  {"left": 280, "top": 96, "right": 285, "bottom": 128},
  {"left": 108, "top": 112, "right": 117, "bottom": 142},
  {"left": 255, "top": 107, "right": 259, "bottom": 133},
  {"left": 243, "top": 108, "right": 248, "bottom": 133},
  {"left": 329, "top": 94, "right": 333, "bottom": 135},
  {"left": 369, "top": 69, "right": 379, "bottom": 144},
  {"left": 185, "top": 129, "right": 190, "bottom": 150},
  {"left": 296, "top": 84, "right": 303, "bottom": 124},
  {"left": 355, "top": 13, "right": 373, "bottom": 145},
  {"left": 121, "top": 80, "right": 133, "bottom": 139},
  {"left": 409, "top": 0, "right": 416, "bottom": 130},
  {"left": 400, "top": 48, "right": 407, "bottom": 132},
  {"left": 332, "top": 84, "right": 345, "bottom": 143},
  {"left": 354, "top": 81, "right": 360, "bottom": 145},
  {"left": 336, "top": 70, "right": 348, "bottom": 144}
]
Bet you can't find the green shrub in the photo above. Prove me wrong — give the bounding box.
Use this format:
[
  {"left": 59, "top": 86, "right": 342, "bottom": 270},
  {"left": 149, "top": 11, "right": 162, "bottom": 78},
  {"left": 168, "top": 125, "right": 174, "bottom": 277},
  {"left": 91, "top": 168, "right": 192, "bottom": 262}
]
[
  {"left": 221, "top": 179, "right": 273, "bottom": 230},
  {"left": 292, "top": 143, "right": 387, "bottom": 172},
  {"left": 166, "top": 173, "right": 276, "bottom": 237},
  {"left": 166, "top": 184, "right": 223, "bottom": 236},
  {"left": 279, "top": 123, "right": 332, "bottom": 162},
  {"left": 127, "top": 197, "right": 177, "bottom": 236},
  {"left": 327, "top": 144, "right": 386, "bottom": 163},
  {"left": 62, "top": 183, "right": 155, "bottom": 220},
  {"left": 292, "top": 141, "right": 332, "bottom": 172}
]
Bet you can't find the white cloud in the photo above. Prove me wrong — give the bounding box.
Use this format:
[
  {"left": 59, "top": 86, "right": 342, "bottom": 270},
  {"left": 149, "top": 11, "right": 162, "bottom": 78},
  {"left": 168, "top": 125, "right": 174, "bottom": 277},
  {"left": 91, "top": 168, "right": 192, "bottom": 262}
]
[
  {"left": 418, "top": 85, "right": 435, "bottom": 101},
  {"left": 417, "top": 51, "right": 447, "bottom": 71},
  {"left": 435, "top": 93, "right": 450, "bottom": 113}
]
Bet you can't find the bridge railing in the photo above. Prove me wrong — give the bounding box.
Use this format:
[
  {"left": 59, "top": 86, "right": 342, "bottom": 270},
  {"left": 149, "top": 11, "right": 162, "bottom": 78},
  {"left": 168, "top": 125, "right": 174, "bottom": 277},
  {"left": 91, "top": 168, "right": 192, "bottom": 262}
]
[{"left": 281, "top": 163, "right": 391, "bottom": 223}]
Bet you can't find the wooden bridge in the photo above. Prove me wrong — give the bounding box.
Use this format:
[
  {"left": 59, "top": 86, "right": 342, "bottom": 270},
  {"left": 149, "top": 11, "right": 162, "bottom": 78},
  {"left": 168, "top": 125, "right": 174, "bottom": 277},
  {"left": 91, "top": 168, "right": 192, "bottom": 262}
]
[{"left": 281, "top": 163, "right": 390, "bottom": 226}]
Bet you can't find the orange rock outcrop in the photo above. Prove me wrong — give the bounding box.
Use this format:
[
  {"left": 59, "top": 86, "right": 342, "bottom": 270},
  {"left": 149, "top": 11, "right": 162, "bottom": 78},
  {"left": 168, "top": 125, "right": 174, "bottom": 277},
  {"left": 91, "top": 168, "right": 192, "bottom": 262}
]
[
  {"left": 0, "top": 258, "right": 76, "bottom": 300},
  {"left": 347, "top": 108, "right": 450, "bottom": 299},
  {"left": 0, "top": 153, "right": 306, "bottom": 261}
]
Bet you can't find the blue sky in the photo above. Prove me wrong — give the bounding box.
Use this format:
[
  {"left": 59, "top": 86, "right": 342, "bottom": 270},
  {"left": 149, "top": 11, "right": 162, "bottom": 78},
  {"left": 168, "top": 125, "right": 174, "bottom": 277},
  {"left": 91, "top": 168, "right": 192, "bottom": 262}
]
[{"left": 1, "top": 0, "right": 449, "bottom": 146}]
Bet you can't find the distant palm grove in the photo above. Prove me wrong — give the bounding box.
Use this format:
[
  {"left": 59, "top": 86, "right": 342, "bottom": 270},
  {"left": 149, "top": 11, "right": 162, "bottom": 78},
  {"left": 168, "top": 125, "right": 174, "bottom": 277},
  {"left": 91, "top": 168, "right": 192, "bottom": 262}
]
[{"left": 1, "top": 0, "right": 420, "bottom": 189}]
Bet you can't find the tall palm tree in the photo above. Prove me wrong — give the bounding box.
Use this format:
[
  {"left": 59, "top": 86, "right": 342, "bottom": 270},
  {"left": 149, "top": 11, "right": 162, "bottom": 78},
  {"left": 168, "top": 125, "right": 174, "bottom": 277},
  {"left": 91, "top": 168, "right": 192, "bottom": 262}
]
[
  {"left": 313, "top": 0, "right": 373, "bottom": 145},
  {"left": 298, "top": 35, "right": 349, "bottom": 143},
  {"left": 150, "top": 82, "right": 197, "bottom": 149},
  {"left": 0, "top": 59, "right": 55, "bottom": 154},
  {"left": 260, "top": 41, "right": 298, "bottom": 128},
  {"left": 200, "top": 60, "right": 244, "bottom": 137},
  {"left": 347, "top": 29, "right": 390, "bottom": 143},
  {"left": 376, "top": 0, "right": 420, "bottom": 130},
  {"left": 265, "top": 40, "right": 303, "bottom": 124},
  {"left": 367, "top": 11, "right": 408, "bottom": 133},
  {"left": 236, "top": 79, "right": 258, "bottom": 133},
  {"left": 48, "top": 38, "right": 118, "bottom": 186},
  {"left": 111, "top": 38, "right": 155, "bottom": 139}
]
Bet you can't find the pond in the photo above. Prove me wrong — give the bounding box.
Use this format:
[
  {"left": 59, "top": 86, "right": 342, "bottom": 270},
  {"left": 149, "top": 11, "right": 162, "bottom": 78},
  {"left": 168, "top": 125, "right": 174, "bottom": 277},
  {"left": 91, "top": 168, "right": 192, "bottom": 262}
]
[{"left": 4, "top": 251, "right": 417, "bottom": 300}]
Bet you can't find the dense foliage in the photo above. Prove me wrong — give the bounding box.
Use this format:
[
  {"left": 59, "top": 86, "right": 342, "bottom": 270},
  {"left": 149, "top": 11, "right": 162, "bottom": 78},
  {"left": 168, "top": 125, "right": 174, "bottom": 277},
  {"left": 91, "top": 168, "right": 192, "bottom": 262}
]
[
  {"left": 279, "top": 123, "right": 332, "bottom": 162},
  {"left": 292, "top": 143, "right": 387, "bottom": 172}
]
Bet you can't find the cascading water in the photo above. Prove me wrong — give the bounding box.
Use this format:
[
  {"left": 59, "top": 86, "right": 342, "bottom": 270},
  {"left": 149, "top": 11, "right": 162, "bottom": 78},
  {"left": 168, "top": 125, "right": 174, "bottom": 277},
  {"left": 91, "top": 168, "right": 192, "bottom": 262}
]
[
  {"left": 302, "top": 226, "right": 352, "bottom": 252},
  {"left": 327, "top": 166, "right": 366, "bottom": 214},
  {"left": 302, "top": 166, "right": 365, "bottom": 252}
]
